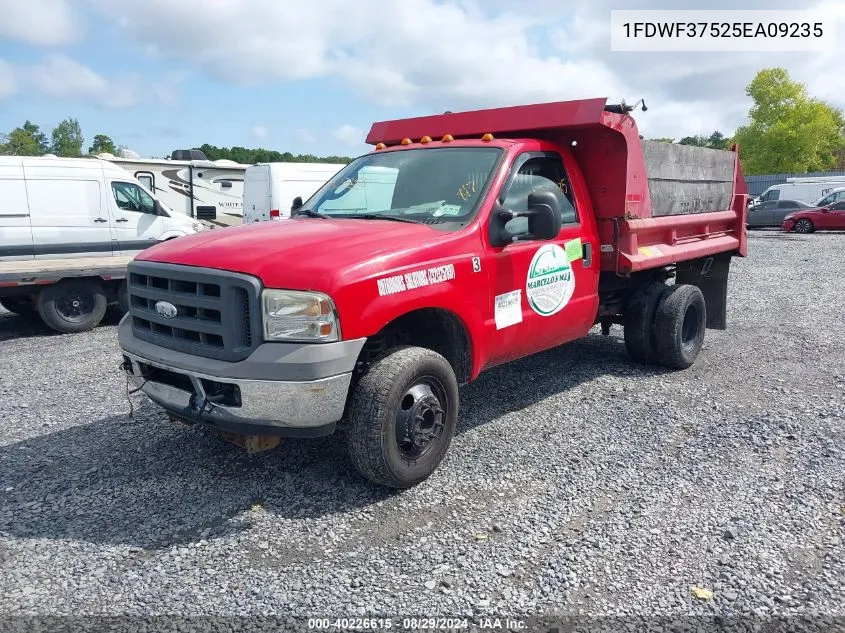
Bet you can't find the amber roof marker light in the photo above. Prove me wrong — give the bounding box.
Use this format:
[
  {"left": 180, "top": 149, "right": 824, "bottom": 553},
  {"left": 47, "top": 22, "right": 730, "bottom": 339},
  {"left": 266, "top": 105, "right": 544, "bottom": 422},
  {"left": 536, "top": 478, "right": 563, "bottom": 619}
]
[
  {"left": 481, "top": 133, "right": 495, "bottom": 142},
  {"left": 400, "top": 138, "right": 412, "bottom": 145},
  {"left": 375, "top": 143, "right": 386, "bottom": 150},
  {"left": 442, "top": 134, "right": 454, "bottom": 142},
  {"left": 420, "top": 136, "right": 432, "bottom": 143}
]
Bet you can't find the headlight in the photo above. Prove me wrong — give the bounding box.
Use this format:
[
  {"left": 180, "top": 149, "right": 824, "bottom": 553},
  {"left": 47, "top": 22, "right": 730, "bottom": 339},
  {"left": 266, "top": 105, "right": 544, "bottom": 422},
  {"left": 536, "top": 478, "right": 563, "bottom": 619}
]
[
  {"left": 191, "top": 221, "right": 204, "bottom": 233},
  {"left": 783, "top": 214, "right": 794, "bottom": 221},
  {"left": 261, "top": 289, "right": 340, "bottom": 342}
]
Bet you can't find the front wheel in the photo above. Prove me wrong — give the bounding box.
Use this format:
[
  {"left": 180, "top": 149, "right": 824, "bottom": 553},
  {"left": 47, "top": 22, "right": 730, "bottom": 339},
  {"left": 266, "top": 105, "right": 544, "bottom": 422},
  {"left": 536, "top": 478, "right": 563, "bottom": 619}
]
[
  {"left": 794, "top": 218, "right": 814, "bottom": 233},
  {"left": 346, "top": 346, "right": 459, "bottom": 489}
]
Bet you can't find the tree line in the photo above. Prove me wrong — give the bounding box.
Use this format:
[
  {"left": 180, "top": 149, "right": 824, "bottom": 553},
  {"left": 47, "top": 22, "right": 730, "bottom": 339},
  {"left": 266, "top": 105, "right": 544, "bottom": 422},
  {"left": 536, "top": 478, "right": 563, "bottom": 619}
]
[
  {"left": 0, "top": 121, "right": 354, "bottom": 164},
  {"left": 1, "top": 67, "right": 842, "bottom": 175}
]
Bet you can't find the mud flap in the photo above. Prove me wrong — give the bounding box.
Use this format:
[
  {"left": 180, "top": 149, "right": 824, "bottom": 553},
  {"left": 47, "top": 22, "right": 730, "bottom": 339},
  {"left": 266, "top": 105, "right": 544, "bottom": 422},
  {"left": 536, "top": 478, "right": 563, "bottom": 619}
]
[{"left": 675, "top": 253, "right": 732, "bottom": 330}]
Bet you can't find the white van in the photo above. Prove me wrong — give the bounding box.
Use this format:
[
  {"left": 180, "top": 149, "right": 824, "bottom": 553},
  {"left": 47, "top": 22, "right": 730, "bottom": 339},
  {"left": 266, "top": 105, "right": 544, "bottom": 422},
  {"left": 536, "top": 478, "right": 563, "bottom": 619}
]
[
  {"left": 751, "top": 181, "right": 845, "bottom": 208},
  {"left": 815, "top": 186, "right": 845, "bottom": 207},
  {"left": 242, "top": 162, "right": 347, "bottom": 223},
  {"left": 0, "top": 156, "right": 204, "bottom": 261}
]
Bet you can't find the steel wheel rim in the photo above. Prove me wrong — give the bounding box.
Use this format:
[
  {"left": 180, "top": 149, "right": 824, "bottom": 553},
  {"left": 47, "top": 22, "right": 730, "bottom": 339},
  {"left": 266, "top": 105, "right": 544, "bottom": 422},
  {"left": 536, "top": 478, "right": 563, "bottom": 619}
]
[
  {"left": 56, "top": 289, "right": 94, "bottom": 323},
  {"left": 395, "top": 375, "right": 448, "bottom": 460}
]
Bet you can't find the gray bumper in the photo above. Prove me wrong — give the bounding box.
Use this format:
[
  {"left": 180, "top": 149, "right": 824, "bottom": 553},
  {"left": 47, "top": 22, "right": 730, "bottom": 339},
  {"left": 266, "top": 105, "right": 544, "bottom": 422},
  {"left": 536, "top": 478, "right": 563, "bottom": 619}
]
[{"left": 118, "top": 316, "right": 366, "bottom": 436}]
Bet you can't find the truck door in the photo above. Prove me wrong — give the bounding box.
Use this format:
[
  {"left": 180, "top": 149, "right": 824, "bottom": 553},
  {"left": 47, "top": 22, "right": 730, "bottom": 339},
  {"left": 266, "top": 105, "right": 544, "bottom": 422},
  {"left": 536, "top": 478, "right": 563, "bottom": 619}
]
[{"left": 484, "top": 150, "right": 600, "bottom": 366}]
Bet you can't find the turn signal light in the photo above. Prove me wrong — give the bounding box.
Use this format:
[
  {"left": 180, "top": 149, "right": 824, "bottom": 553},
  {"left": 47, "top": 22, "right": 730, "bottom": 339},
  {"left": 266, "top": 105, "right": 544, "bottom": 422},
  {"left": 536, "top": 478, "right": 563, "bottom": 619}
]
[
  {"left": 420, "top": 135, "right": 432, "bottom": 143},
  {"left": 401, "top": 138, "right": 412, "bottom": 145},
  {"left": 375, "top": 142, "right": 386, "bottom": 150},
  {"left": 442, "top": 134, "right": 454, "bottom": 142},
  {"left": 481, "top": 133, "right": 495, "bottom": 142}
]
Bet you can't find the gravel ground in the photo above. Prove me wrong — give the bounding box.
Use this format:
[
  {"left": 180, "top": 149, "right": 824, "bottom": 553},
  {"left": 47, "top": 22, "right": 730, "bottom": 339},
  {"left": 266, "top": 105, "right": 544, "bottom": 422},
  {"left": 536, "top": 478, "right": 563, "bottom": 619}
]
[{"left": 1, "top": 231, "right": 844, "bottom": 632}]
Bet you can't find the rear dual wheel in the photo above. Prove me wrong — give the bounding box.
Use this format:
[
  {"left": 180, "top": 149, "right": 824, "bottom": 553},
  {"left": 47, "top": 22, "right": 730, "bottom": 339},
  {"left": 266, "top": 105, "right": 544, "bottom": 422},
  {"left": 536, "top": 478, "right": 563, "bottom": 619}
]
[{"left": 624, "top": 282, "right": 706, "bottom": 369}]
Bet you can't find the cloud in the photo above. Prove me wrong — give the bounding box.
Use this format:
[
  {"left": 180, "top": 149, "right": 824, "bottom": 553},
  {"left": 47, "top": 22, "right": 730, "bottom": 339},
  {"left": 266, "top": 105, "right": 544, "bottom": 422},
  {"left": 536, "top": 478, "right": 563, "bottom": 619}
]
[
  {"left": 250, "top": 125, "right": 268, "bottom": 141},
  {"left": 11, "top": 55, "right": 182, "bottom": 109},
  {"left": 295, "top": 128, "right": 316, "bottom": 145},
  {"left": 333, "top": 124, "right": 363, "bottom": 147},
  {"left": 0, "top": 60, "right": 18, "bottom": 100},
  {"left": 88, "top": 0, "right": 845, "bottom": 139},
  {"left": 0, "top": 0, "right": 81, "bottom": 46}
]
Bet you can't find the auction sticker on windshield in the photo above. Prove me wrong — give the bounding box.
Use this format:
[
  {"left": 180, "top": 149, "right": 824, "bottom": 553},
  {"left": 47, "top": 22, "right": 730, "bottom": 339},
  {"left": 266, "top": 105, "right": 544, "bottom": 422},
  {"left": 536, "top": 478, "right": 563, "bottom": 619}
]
[{"left": 526, "top": 244, "right": 575, "bottom": 316}]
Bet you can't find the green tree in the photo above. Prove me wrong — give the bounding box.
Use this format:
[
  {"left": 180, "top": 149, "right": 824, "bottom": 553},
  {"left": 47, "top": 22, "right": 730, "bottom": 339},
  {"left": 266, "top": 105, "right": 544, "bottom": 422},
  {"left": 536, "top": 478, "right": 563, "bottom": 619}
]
[
  {"left": 0, "top": 121, "right": 49, "bottom": 156},
  {"left": 196, "top": 143, "right": 352, "bottom": 164},
  {"left": 51, "top": 118, "right": 85, "bottom": 157},
  {"left": 88, "top": 134, "right": 117, "bottom": 155},
  {"left": 733, "top": 68, "right": 845, "bottom": 175}
]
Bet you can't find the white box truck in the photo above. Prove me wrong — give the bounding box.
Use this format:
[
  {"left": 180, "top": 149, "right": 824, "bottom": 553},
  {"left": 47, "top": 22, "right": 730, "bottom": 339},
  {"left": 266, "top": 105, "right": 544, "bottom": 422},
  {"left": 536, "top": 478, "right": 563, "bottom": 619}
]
[{"left": 242, "top": 163, "right": 346, "bottom": 223}]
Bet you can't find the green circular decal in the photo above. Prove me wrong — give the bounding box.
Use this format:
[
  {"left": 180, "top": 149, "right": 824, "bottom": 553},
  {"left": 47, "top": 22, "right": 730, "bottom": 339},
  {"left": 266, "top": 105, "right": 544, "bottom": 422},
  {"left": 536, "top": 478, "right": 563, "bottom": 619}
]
[{"left": 526, "top": 244, "right": 575, "bottom": 316}]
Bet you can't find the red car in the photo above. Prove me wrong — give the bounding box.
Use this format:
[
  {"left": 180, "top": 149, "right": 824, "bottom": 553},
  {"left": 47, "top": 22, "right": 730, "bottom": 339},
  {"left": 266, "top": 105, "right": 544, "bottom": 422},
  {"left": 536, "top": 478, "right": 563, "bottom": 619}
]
[{"left": 782, "top": 201, "right": 845, "bottom": 233}]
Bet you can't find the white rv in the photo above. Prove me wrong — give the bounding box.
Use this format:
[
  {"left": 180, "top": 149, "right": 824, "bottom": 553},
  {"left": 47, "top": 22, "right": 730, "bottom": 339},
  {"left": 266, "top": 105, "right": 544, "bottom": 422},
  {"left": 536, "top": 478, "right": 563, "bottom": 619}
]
[
  {"left": 242, "top": 162, "right": 347, "bottom": 223},
  {"left": 95, "top": 149, "right": 249, "bottom": 227}
]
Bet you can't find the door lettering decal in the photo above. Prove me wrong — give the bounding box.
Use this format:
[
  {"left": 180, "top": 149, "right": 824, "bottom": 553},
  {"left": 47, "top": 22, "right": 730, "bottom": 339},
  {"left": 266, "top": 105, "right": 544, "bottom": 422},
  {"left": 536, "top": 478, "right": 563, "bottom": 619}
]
[{"left": 526, "top": 244, "right": 576, "bottom": 316}]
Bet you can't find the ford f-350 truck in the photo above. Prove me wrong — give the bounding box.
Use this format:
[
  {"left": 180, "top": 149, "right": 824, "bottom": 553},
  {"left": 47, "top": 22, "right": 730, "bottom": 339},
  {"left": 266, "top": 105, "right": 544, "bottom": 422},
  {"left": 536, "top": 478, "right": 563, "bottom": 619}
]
[{"left": 118, "top": 97, "right": 748, "bottom": 488}]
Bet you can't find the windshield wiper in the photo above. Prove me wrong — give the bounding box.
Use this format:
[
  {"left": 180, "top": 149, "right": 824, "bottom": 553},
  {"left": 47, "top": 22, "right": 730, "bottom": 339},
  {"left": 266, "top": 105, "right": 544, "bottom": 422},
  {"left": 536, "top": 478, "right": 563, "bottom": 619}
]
[
  {"left": 346, "top": 213, "right": 423, "bottom": 224},
  {"left": 293, "top": 208, "right": 330, "bottom": 219}
]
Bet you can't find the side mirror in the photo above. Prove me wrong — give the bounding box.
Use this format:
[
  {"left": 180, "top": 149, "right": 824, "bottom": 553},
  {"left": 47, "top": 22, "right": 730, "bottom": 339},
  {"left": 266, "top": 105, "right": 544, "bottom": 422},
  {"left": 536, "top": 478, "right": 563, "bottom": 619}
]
[
  {"left": 291, "top": 196, "right": 303, "bottom": 213},
  {"left": 488, "top": 190, "right": 562, "bottom": 247},
  {"left": 526, "top": 190, "right": 562, "bottom": 240}
]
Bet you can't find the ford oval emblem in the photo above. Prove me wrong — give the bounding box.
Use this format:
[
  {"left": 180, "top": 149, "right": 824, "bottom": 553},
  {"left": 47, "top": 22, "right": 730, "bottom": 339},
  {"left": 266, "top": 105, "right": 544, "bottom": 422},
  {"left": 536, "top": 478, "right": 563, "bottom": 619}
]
[{"left": 155, "top": 301, "right": 178, "bottom": 319}]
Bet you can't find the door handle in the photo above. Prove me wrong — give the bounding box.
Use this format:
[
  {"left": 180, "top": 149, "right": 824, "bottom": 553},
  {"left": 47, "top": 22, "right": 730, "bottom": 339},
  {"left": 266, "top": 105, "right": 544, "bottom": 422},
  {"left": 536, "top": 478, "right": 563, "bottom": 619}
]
[
  {"left": 582, "top": 242, "right": 593, "bottom": 268},
  {"left": 115, "top": 218, "right": 128, "bottom": 223},
  {"left": 94, "top": 218, "right": 107, "bottom": 223}
]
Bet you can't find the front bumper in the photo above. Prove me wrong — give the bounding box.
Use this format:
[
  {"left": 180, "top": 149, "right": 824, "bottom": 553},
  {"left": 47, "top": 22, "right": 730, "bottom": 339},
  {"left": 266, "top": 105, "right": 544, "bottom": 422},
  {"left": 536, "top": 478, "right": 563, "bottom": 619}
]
[
  {"left": 118, "top": 316, "right": 366, "bottom": 437},
  {"left": 781, "top": 219, "right": 795, "bottom": 231}
]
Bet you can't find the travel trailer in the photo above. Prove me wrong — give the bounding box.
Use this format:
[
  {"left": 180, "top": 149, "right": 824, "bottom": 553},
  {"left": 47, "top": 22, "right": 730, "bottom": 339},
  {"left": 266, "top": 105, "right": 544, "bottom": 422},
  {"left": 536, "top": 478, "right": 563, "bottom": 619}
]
[
  {"left": 94, "top": 149, "right": 249, "bottom": 227},
  {"left": 242, "top": 162, "right": 347, "bottom": 223}
]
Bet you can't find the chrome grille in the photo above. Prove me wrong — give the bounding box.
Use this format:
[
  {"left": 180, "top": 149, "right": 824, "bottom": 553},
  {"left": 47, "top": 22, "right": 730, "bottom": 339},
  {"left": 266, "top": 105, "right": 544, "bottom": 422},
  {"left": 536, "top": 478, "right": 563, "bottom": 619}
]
[{"left": 127, "top": 261, "right": 261, "bottom": 362}]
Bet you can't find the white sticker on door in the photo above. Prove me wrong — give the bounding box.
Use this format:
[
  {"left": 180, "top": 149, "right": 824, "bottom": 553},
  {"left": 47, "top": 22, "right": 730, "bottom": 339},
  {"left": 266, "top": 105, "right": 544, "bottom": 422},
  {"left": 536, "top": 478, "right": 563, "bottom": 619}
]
[
  {"left": 526, "top": 244, "right": 576, "bottom": 316},
  {"left": 494, "top": 290, "right": 523, "bottom": 330}
]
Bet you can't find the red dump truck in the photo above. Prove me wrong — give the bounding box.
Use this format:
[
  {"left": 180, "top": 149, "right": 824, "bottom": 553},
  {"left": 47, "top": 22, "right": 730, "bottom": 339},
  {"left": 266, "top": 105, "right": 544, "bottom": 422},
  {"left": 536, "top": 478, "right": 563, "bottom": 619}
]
[{"left": 118, "top": 98, "right": 749, "bottom": 488}]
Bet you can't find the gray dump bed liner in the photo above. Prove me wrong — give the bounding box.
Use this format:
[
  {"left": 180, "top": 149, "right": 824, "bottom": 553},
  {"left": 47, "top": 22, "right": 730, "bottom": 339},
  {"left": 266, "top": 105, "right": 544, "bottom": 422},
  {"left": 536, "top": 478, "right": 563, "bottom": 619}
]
[{"left": 641, "top": 140, "right": 736, "bottom": 216}]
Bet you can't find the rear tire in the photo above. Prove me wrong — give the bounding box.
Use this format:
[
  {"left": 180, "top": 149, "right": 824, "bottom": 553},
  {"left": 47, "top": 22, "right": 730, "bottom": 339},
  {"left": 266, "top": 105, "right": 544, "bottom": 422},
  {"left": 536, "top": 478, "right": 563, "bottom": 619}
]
[
  {"left": 0, "top": 296, "right": 37, "bottom": 317},
  {"left": 37, "top": 280, "right": 108, "bottom": 334},
  {"left": 623, "top": 281, "right": 667, "bottom": 364},
  {"left": 652, "top": 284, "right": 706, "bottom": 369},
  {"left": 346, "top": 346, "right": 459, "bottom": 489}
]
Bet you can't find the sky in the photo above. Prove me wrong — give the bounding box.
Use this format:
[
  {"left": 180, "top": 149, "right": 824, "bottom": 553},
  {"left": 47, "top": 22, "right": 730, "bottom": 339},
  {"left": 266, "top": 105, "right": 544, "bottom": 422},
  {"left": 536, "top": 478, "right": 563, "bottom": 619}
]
[{"left": 0, "top": 0, "right": 843, "bottom": 160}]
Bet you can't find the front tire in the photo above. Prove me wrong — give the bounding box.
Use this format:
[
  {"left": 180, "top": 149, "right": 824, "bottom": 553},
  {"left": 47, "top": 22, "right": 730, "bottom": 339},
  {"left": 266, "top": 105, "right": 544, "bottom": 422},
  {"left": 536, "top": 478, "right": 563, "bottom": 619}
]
[
  {"left": 346, "top": 346, "right": 459, "bottom": 489},
  {"left": 794, "top": 218, "right": 814, "bottom": 233},
  {"left": 653, "top": 284, "right": 706, "bottom": 370},
  {"left": 36, "top": 280, "right": 108, "bottom": 334}
]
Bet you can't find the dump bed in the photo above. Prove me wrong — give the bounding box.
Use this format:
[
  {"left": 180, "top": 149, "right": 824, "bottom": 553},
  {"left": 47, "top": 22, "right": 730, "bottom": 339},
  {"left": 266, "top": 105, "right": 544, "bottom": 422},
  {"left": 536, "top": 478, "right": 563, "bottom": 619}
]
[{"left": 366, "top": 97, "right": 749, "bottom": 275}]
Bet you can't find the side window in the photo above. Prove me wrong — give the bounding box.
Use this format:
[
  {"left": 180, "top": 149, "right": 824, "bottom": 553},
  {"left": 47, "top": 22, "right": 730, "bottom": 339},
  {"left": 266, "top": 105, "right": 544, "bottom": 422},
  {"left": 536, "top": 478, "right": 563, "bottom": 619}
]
[
  {"left": 112, "top": 181, "right": 156, "bottom": 214},
  {"left": 832, "top": 202, "right": 845, "bottom": 211},
  {"left": 135, "top": 171, "right": 155, "bottom": 192},
  {"left": 778, "top": 201, "right": 796, "bottom": 209},
  {"left": 500, "top": 154, "right": 578, "bottom": 236}
]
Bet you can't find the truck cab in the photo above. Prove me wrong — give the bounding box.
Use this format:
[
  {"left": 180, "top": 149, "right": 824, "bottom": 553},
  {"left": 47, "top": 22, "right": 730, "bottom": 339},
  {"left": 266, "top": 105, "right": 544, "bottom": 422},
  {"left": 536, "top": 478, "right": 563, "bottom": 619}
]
[{"left": 118, "top": 98, "right": 747, "bottom": 489}]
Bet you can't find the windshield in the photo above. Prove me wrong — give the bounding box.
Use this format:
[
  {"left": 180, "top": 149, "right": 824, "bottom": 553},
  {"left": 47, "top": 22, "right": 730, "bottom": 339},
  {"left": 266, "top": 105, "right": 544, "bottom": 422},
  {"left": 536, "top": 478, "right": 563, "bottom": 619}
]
[{"left": 302, "top": 147, "right": 503, "bottom": 226}]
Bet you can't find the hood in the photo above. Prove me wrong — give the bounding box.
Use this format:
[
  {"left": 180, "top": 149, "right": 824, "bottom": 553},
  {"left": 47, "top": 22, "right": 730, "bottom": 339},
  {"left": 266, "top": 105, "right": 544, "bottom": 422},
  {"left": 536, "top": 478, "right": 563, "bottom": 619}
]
[{"left": 135, "top": 218, "right": 444, "bottom": 289}]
